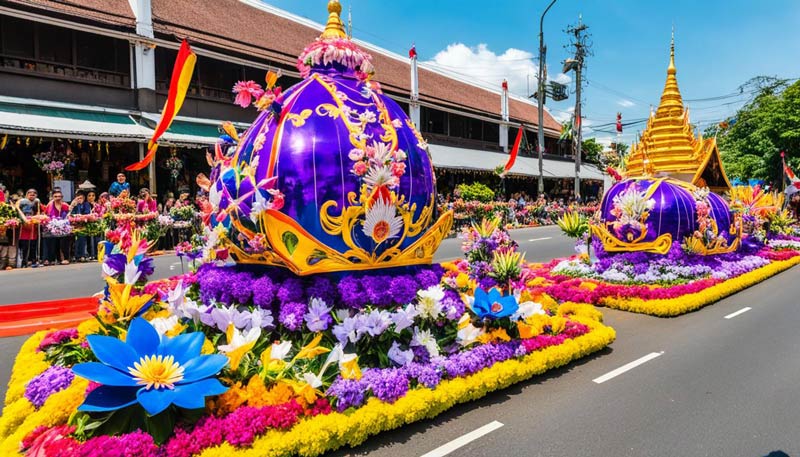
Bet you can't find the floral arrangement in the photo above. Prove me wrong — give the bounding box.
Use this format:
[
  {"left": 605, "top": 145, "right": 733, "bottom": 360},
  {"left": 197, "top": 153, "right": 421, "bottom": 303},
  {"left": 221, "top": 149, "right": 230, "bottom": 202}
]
[
  {"left": 109, "top": 197, "right": 136, "bottom": 215},
  {"left": 0, "top": 222, "right": 616, "bottom": 456},
  {"left": 608, "top": 182, "right": 655, "bottom": 241},
  {"left": 297, "top": 38, "right": 374, "bottom": 80},
  {"left": 169, "top": 205, "right": 196, "bottom": 223},
  {"left": 163, "top": 153, "right": 184, "bottom": 179},
  {"left": 0, "top": 202, "right": 22, "bottom": 229},
  {"left": 447, "top": 199, "right": 598, "bottom": 232},
  {"left": 33, "top": 146, "right": 74, "bottom": 178},
  {"left": 45, "top": 218, "right": 72, "bottom": 237}
]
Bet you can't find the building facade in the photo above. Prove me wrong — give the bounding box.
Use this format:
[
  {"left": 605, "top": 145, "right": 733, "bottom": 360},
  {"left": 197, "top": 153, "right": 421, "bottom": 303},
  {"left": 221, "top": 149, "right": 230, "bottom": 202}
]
[{"left": 0, "top": 0, "right": 604, "bottom": 201}]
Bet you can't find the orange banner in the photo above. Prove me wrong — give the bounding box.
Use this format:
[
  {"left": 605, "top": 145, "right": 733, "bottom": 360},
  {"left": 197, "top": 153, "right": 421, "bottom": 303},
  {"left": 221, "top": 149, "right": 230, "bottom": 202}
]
[{"left": 127, "top": 40, "right": 196, "bottom": 171}]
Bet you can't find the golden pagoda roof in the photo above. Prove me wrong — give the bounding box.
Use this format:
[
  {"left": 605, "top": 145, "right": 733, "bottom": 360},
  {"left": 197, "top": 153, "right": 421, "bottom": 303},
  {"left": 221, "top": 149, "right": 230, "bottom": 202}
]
[{"left": 625, "top": 35, "right": 731, "bottom": 191}]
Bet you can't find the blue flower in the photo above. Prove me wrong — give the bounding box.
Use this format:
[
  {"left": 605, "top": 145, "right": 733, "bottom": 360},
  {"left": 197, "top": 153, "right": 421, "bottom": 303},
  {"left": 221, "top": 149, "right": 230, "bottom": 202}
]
[
  {"left": 470, "top": 287, "right": 519, "bottom": 319},
  {"left": 72, "top": 318, "right": 228, "bottom": 416}
]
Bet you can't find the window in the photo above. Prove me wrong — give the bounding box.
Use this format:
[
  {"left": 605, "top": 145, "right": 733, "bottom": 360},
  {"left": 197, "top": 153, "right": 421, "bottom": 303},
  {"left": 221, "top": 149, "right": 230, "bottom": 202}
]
[
  {"left": 421, "top": 106, "right": 446, "bottom": 134},
  {"left": 483, "top": 121, "right": 499, "bottom": 143},
  {"left": 1, "top": 16, "right": 35, "bottom": 58},
  {"left": 467, "top": 118, "right": 482, "bottom": 140},
  {"left": 448, "top": 113, "right": 466, "bottom": 138},
  {"left": 197, "top": 56, "right": 241, "bottom": 91},
  {"left": 37, "top": 24, "right": 73, "bottom": 65}
]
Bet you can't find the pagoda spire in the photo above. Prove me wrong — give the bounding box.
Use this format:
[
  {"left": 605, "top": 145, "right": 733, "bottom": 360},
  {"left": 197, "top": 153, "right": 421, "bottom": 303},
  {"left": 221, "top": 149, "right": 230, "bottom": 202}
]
[
  {"left": 320, "top": 0, "right": 347, "bottom": 40},
  {"left": 658, "top": 30, "right": 683, "bottom": 115}
]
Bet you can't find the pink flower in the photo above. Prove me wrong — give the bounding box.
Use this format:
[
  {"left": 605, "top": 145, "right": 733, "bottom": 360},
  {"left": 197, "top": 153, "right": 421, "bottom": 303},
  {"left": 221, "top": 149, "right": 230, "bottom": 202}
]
[
  {"left": 391, "top": 162, "right": 406, "bottom": 178},
  {"left": 352, "top": 162, "right": 368, "bottom": 176},
  {"left": 232, "top": 80, "right": 264, "bottom": 108}
]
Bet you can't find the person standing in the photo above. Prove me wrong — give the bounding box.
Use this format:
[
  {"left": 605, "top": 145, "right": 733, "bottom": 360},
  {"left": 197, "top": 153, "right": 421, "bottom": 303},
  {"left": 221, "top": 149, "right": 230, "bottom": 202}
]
[
  {"left": 16, "top": 189, "right": 44, "bottom": 268},
  {"left": 70, "top": 191, "right": 92, "bottom": 262},
  {"left": 109, "top": 172, "right": 130, "bottom": 197},
  {"left": 44, "top": 190, "right": 71, "bottom": 265},
  {"left": 85, "top": 190, "right": 100, "bottom": 260}
]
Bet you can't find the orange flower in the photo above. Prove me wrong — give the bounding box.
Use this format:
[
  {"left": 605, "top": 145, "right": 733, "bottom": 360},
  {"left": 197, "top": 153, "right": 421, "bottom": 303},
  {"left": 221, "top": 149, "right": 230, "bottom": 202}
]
[{"left": 208, "top": 382, "right": 247, "bottom": 416}]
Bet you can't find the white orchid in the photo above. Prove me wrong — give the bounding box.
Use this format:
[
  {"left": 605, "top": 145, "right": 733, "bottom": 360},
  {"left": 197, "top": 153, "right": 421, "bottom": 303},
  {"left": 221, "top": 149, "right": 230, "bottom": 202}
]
[
  {"left": 269, "top": 340, "right": 293, "bottom": 361},
  {"left": 411, "top": 327, "right": 440, "bottom": 357},
  {"left": 416, "top": 285, "right": 445, "bottom": 320}
]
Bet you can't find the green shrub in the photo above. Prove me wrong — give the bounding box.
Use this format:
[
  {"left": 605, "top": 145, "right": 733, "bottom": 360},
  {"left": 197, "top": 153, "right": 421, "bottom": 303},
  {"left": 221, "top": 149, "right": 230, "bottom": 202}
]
[{"left": 456, "top": 182, "right": 495, "bottom": 203}]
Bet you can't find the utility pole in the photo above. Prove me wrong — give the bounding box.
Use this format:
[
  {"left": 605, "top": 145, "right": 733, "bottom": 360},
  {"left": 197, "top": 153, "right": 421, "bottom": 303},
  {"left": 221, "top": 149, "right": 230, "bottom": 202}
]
[
  {"left": 565, "top": 17, "right": 590, "bottom": 201},
  {"left": 537, "top": 0, "right": 557, "bottom": 196}
]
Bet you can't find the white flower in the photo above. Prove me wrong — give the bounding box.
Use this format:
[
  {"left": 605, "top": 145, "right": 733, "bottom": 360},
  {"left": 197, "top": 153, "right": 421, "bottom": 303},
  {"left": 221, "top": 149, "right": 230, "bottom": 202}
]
[
  {"left": 416, "top": 285, "right": 445, "bottom": 320},
  {"left": 302, "top": 372, "right": 323, "bottom": 389},
  {"left": 363, "top": 165, "right": 395, "bottom": 189},
  {"left": 217, "top": 327, "right": 261, "bottom": 354},
  {"left": 359, "top": 110, "right": 377, "bottom": 124},
  {"left": 512, "top": 301, "right": 545, "bottom": 321},
  {"left": 362, "top": 199, "right": 403, "bottom": 244},
  {"left": 410, "top": 327, "right": 440, "bottom": 357},
  {"left": 253, "top": 133, "right": 267, "bottom": 152},
  {"left": 348, "top": 148, "right": 365, "bottom": 161},
  {"left": 334, "top": 308, "right": 351, "bottom": 321},
  {"left": 249, "top": 189, "right": 269, "bottom": 223},
  {"left": 123, "top": 260, "right": 141, "bottom": 285},
  {"left": 369, "top": 141, "right": 393, "bottom": 164},
  {"left": 457, "top": 322, "right": 483, "bottom": 347},
  {"left": 150, "top": 315, "right": 180, "bottom": 336},
  {"left": 391, "top": 118, "right": 403, "bottom": 128},
  {"left": 269, "top": 340, "right": 292, "bottom": 361}
]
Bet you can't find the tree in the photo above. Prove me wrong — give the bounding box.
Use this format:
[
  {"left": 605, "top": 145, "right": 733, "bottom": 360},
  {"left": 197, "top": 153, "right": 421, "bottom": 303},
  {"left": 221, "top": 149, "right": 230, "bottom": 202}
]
[
  {"left": 714, "top": 76, "right": 800, "bottom": 184},
  {"left": 581, "top": 138, "right": 603, "bottom": 164}
]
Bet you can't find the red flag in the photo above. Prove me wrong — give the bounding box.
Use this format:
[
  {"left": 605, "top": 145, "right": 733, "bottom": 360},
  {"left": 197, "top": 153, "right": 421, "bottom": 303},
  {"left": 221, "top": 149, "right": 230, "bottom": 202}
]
[
  {"left": 127, "top": 40, "right": 197, "bottom": 171},
  {"left": 502, "top": 125, "right": 524, "bottom": 175},
  {"left": 408, "top": 45, "right": 417, "bottom": 59},
  {"left": 616, "top": 112, "right": 622, "bottom": 133}
]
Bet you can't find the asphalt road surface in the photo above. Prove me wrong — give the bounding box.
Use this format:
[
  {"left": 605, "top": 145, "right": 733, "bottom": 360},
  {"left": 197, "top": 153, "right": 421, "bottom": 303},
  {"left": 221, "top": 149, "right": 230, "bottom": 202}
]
[{"left": 3, "top": 226, "right": 797, "bottom": 456}]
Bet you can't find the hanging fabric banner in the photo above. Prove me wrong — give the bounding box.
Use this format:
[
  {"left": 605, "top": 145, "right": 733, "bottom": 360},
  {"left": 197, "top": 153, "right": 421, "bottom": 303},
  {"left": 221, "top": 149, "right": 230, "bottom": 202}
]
[{"left": 126, "top": 40, "right": 196, "bottom": 171}]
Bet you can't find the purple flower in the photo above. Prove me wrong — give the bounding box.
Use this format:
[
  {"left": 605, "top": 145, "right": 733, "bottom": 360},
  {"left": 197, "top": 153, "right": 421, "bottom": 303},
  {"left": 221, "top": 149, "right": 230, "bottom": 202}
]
[
  {"left": 252, "top": 276, "right": 276, "bottom": 308},
  {"left": 24, "top": 365, "right": 74, "bottom": 408},
  {"left": 390, "top": 304, "right": 418, "bottom": 332},
  {"left": 364, "top": 275, "right": 392, "bottom": 306},
  {"left": 279, "top": 301, "right": 306, "bottom": 331},
  {"left": 304, "top": 298, "right": 333, "bottom": 332},
  {"left": 415, "top": 268, "right": 440, "bottom": 289},
  {"left": 388, "top": 341, "right": 414, "bottom": 366},
  {"left": 403, "top": 362, "right": 442, "bottom": 388},
  {"left": 230, "top": 272, "right": 255, "bottom": 304},
  {"left": 332, "top": 317, "right": 359, "bottom": 345},
  {"left": 327, "top": 378, "right": 366, "bottom": 411},
  {"left": 359, "top": 309, "right": 392, "bottom": 338},
  {"left": 306, "top": 276, "right": 337, "bottom": 304},
  {"left": 390, "top": 275, "right": 419, "bottom": 304},
  {"left": 338, "top": 276, "right": 367, "bottom": 309},
  {"left": 361, "top": 368, "right": 409, "bottom": 403},
  {"left": 78, "top": 430, "right": 158, "bottom": 457},
  {"left": 277, "top": 277, "right": 304, "bottom": 304},
  {"left": 442, "top": 289, "right": 465, "bottom": 320}
]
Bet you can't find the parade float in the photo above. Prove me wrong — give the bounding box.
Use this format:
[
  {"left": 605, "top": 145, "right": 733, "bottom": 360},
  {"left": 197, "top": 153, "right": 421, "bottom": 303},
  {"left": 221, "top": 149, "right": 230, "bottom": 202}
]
[
  {"left": 0, "top": 3, "right": 615, "bottom": 456},
  {"left": 543, "top": 37, "right": 800, "bottom": 316}
]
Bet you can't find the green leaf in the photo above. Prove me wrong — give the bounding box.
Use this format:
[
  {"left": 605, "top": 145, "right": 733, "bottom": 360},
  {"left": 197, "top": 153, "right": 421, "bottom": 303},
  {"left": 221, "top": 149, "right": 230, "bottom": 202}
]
[{"left": 282, "top": 231, "right": 299, "bottom": 255}]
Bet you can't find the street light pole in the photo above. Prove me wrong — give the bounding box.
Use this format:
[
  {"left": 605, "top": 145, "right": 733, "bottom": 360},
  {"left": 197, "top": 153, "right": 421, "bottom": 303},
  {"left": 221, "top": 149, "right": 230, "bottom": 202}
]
[{"left": 537, "top": 0, "right": 557, "bottom": 196}]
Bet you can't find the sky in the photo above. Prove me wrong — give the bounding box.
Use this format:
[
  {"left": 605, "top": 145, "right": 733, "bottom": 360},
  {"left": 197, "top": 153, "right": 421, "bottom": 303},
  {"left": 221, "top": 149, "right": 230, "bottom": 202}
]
[{"left": 264, "top": 0, "right": 800, "bottom": 147}]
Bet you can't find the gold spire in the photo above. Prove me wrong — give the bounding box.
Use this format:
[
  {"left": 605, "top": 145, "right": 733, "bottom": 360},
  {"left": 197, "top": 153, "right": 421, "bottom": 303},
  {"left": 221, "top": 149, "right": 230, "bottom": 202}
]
[
  {"left": 624, "top": 32, "right": 731, "bottom": 191},
  {"left": 320, "top": 0, "right": 347, "bottom": 40}
]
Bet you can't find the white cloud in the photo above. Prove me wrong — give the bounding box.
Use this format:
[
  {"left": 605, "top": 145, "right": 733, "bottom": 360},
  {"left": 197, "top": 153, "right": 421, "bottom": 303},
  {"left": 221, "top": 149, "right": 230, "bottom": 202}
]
[
  {"left": 617, "top": 99, "right": 635, "bottom": 108},
  {"left": 549, "top": 106, "right": 574, "bottom": 124},
  {"left": 424, "top": 43, "right": 571, "bottom": 98}
]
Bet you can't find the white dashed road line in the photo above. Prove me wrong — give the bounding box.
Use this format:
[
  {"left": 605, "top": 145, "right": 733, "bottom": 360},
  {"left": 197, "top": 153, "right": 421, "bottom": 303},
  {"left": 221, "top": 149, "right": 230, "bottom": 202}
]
[
  {"left": 592, "top": 352, "right": 664, "bottom": 384},
  {"left": 420, "top": 421, "right": 504, "bottom": 457},
  {"left": 724, "top": 307, "right": 752, "bottom": 319},
  {"left": 528, "top": 237, "right": 553, "bottom": 242}
]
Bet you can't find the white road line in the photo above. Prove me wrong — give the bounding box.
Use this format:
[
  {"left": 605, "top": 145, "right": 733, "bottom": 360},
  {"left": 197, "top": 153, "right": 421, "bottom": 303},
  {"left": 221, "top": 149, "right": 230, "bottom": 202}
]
[
  {"left": 724, "top": 307, "right": 752, "bottom": 319},
  {"left": 592, "top": 352, "right": 664, "bottom": 384},
  {"left": 528, "top": 237, "right": 553, "bottom": 242},
  {"left": 420, "top": 421, "right": 504, "bottom": 457}
]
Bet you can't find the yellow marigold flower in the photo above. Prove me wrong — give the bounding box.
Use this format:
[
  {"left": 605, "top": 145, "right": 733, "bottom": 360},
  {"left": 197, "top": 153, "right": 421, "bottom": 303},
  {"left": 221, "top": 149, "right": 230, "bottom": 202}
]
[
  {"left": 262, "top": 381, "right": 296, "bottom": 407},
  {"left": 208, "top": 382, "right": 247, "bottom": 416},
  {"left": 525, "top": 314, "right": 550, "bottom": 336},
  {"left": 455, "top": 273, "right": 471, "bottom": 289},
  {"left": 579, "top": 281, "right": 598, "bottom": 291},
  {"left": 77, "top": 318, "right": 103, "bottom": 339},
  {"left": 526, "top": 276, "right": 546, "bottom": 287},
  {"left": 549, "top": 316, "right": 567, "bottom": 334}
]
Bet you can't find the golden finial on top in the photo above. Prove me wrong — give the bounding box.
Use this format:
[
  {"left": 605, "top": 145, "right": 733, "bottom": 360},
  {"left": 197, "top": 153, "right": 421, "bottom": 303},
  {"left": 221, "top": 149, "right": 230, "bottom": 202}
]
[
  {"left": 320, "top": 0, "right": 347, "bottom": 40},
  {"left": 668, "top": 27, "right": 676, "bottom": 75}
]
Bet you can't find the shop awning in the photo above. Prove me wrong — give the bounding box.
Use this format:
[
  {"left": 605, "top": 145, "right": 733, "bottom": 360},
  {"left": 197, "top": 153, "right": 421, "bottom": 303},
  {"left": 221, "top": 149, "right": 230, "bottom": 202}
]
[
  {"left": 138, "top": 113, "right": 221, "bottom": 147},
  {"left": 428, "top": 143, "right": 606, "bottom": 181},
  {"left": 0, "top": 101, "right": 152, "bottom": 142}
]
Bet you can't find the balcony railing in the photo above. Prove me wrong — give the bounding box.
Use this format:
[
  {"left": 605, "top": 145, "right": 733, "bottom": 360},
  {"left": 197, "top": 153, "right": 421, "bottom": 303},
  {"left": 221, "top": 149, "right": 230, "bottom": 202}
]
[{"left": 0, "top": 54, "right": 129, "bottom": 88}]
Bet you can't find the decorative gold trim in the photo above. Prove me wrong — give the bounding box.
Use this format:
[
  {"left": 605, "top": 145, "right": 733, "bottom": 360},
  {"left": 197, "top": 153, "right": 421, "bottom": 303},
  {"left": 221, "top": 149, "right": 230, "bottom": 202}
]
[{"left": 591, "top": 223, "right": 673, "bottom": 255}]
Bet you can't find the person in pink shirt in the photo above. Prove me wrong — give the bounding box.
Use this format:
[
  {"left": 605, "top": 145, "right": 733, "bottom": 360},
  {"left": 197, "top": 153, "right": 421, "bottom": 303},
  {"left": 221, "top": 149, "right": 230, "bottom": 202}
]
[
  {"left": 44, "top": 190, "right": 71, "bottom": 265},
  {"left": 136, "top": 188, "right": 157, "bottom": 214}
]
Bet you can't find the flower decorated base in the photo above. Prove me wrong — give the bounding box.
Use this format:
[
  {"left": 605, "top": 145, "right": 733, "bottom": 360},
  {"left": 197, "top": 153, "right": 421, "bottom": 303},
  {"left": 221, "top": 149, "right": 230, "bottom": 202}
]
[
  {"left": 598, "top": 256, "right": 800, "bottom": 316},
  {"left": 0, "top": 308, "right": 614, "bottom": 456},
  {"left": 535, "top": 246, "right": 800, "bottom": 317}
]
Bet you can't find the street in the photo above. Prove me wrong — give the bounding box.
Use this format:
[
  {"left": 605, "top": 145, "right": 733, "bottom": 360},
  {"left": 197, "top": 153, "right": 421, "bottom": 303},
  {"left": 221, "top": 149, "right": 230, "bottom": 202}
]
[{"left": 2, "top": 226, "right": 799, "bottom": 456}]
